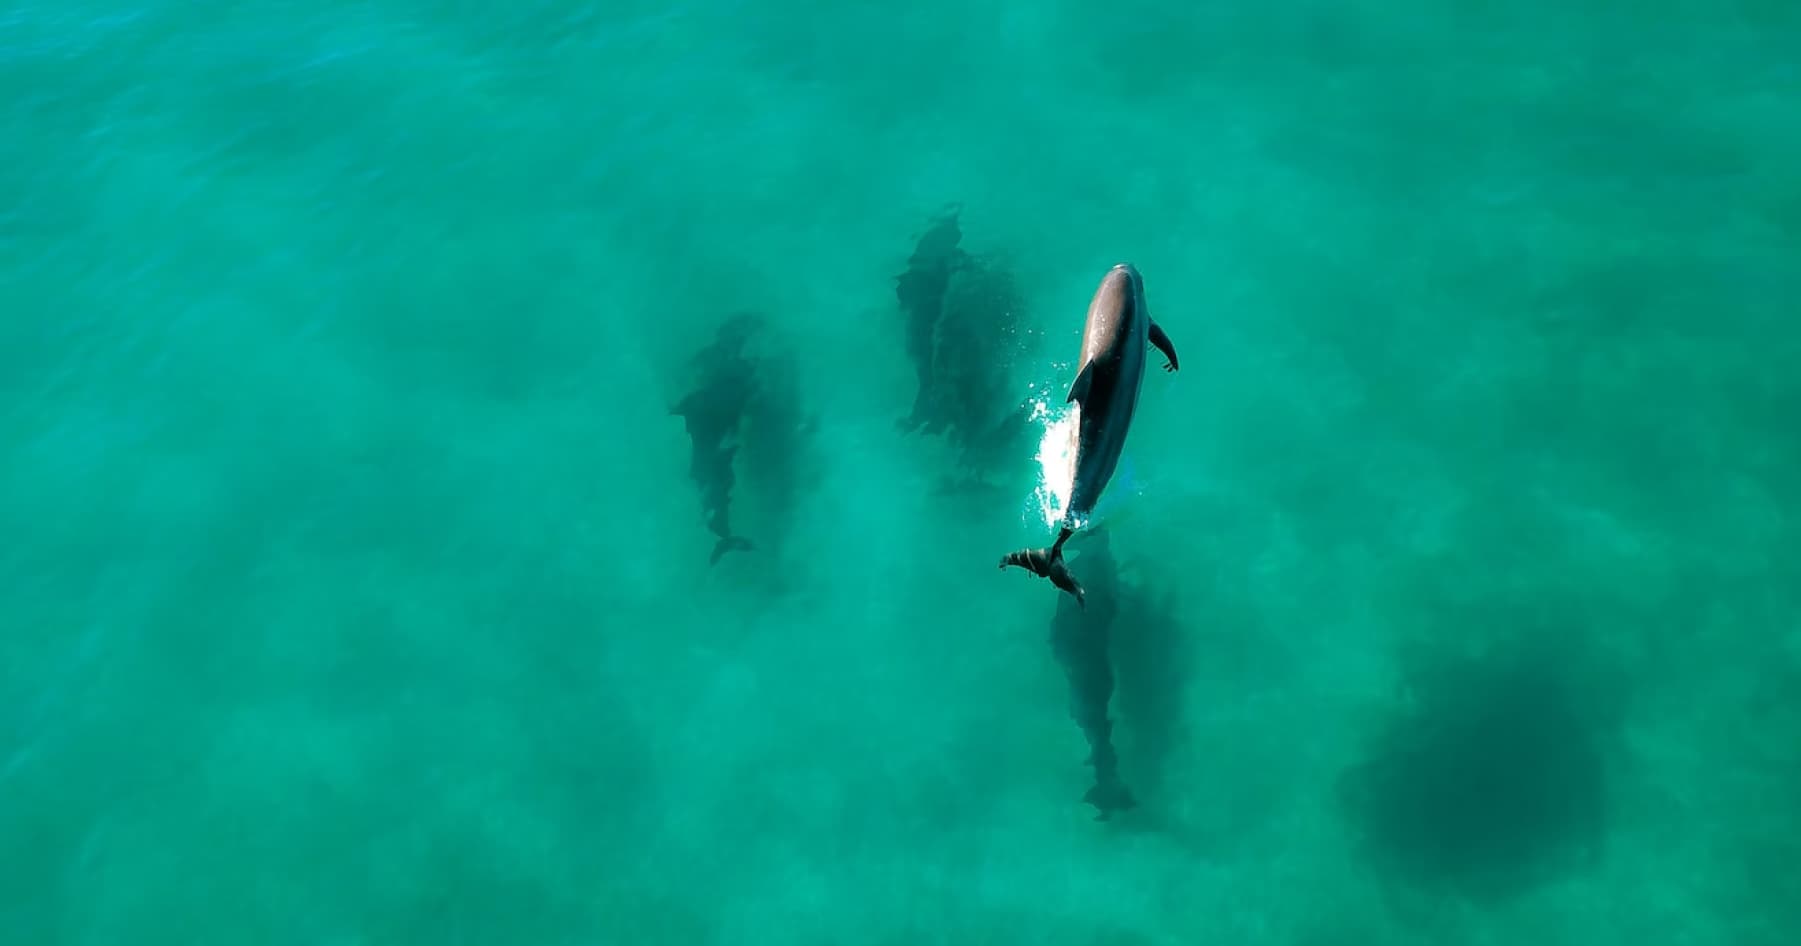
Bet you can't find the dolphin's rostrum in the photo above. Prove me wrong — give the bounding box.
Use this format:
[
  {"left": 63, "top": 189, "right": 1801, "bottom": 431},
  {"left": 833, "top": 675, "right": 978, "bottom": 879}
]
[{"left": 1001, "top": 263, "right": 1178, "bottom": 606}]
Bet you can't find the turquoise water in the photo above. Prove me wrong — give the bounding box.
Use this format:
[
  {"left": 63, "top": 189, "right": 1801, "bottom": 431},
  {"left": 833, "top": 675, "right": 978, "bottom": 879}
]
[{"left": 6, "top": 2, "right": 1800, "bottom": 943}]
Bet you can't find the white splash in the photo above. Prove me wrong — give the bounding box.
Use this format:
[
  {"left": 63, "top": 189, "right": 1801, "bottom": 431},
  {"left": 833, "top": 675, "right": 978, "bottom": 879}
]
[{"left": 1028, "top": 394, "right": 1080, "bottom": 528}]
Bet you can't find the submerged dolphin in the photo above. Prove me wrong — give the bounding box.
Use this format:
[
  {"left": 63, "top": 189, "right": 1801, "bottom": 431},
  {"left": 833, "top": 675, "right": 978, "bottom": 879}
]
[
  {"left": 1001, "top": 263, "right": 1178, "bottom": 606},
  {"left": 895, "top": 206, "right": 967, "bottom": 434},
  {"left": 672, "top": 314, "right": 762, "bottom": 565}
]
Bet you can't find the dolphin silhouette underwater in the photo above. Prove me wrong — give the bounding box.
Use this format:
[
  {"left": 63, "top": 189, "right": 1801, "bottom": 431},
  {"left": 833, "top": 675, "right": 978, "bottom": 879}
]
[
  {"left": 671, "top": 314, "right": 761, "bottom": 565},
  {"left": 1045, "top": 527, "right": 1137, "bottom": 818},
  {"left": 1001, "top": 263, "right": 1178, "bottom": 606}
]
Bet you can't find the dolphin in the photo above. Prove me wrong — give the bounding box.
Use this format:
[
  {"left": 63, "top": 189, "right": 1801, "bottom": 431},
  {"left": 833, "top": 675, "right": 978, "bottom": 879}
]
[
  {"left": 672, "top": 314, "right": 762, "bottom": 565},
  {"left": 1000, "top": 263, "right": 1178, "bottom": 607}
]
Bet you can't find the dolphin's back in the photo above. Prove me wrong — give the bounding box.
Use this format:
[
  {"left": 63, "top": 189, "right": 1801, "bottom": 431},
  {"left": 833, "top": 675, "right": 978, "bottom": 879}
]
[{"left": 1079, "top": 271, "right": 1132, "bottom": 367}]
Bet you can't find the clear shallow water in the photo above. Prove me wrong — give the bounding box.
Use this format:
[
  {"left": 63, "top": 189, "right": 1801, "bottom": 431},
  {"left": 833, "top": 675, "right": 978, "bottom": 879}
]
[{"left": 5, "top": 2, "right": 1801, "bottom": 944}]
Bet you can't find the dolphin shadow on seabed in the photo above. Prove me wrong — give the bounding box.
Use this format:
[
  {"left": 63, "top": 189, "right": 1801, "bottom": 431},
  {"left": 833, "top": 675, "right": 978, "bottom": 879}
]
[
  {"left": 891, "top": 204, "right": 1038, "bottom": 496},
  {"left": 1045, "top": 527, "right": 1138, "bottom": 819},
  {"left": 1039, "top": 530, "right": 1192, "bottom": 822},
  {"left": 1106, "top": 569, "right": 1190, "bottom": 816},
  {"left": 670, "top": 312, "right": 818, "bottom": 569}
]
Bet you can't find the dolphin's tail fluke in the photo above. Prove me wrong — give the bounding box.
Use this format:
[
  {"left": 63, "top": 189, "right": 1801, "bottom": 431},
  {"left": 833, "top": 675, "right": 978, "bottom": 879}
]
[
  {"left": 999, "top": 526, "right": 1085, "bottom": 608},
  {"left": 1083, "top": 778, "right": 1138, "bottom": 821},
  {"left": 710, "top": 536, "right": 753, "bottom": 565}
]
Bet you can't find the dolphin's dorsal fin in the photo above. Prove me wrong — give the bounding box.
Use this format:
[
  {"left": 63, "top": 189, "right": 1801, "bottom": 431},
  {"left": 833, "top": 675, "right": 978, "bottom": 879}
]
[{"left": 1066, "top": 361, "right": 1095, "bottom": 405}]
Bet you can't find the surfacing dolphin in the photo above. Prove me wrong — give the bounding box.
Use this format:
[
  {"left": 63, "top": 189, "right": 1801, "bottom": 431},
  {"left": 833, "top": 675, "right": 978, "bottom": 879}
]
[{"left": 1001, "top": 263, "right": 1178, "bottom": 607}]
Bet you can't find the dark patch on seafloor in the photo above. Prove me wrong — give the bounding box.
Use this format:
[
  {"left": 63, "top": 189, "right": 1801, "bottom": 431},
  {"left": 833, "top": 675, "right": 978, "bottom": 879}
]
[{"left": 1338, "top": 633, "right": 1617, "bottom": 903}]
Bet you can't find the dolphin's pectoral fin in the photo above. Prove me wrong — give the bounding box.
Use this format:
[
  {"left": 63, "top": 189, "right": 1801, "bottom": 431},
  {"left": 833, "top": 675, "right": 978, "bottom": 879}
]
[
  {"left": 1149, "top": 320, "right": 1179, "bottom": 373},
  {"left": 1066, "top": 362, "right": 1096, "bottom": 405}
]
